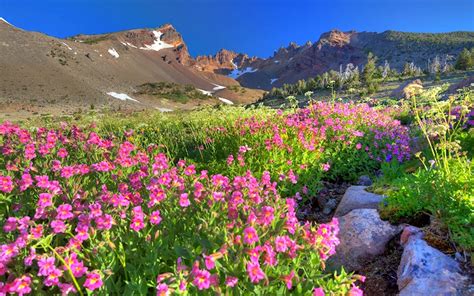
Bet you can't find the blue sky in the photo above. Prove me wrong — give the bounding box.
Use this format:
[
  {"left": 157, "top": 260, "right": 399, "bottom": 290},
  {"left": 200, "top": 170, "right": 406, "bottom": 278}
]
[{"left": 1, "top": 0, "right": 473, "bottom": 58}]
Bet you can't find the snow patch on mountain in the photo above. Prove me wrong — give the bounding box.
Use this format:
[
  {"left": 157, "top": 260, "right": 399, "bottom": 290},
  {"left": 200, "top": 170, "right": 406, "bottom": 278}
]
[
  {"left": 107, "top": 92, "right": 139, "bottom": 102},
  {"left": 197, "top": 89, "right": 213, "bottom": 96},
  {"left": 121, "top": 41, "right": 137, "bottom": 49},
  {"left": 212, "top": 84, "right": 226, "bottom": 91},
  {"left": 140, "top": 31, "right": 174, "bottom": 51},
  {"left": 155, "top": 107, "right": 173, "bottom": 112},
  {"left": 218, "top": 97, "right": 234, "bottom": 105},
  {"left": 108, "top": 48, "right": 119, "bottom": 58},
  {"left": 61, "top": 42, "right": 73, "bottom": 51},
  {"left": 228, "top": 67, "right": 257, "bottom": 79}
]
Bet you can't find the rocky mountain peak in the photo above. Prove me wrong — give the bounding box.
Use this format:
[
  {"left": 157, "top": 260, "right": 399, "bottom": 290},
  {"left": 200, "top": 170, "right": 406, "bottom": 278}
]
[
  {"left": 318, "top": 29, "right": 356, "bottom": 47},
  {"left": 288, "top": 42, "right": 299, "bottom": 50}
]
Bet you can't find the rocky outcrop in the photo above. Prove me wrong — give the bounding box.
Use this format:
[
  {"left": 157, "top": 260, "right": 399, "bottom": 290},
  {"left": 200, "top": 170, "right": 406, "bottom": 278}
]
[
  {"left": 334, "top": 186, "right": 385, "bottom": 217},
  {"left": 316, "top": 29, "right": 356, "bottom": 48},
  {"left": 195, "top": 49, "right": 261, "bottom": 73},
  {"left": 397, "top": 226, "right": 469, "bottom": 295},
  {"left": 328, "top": 209, "right": 401, "bottom": 271}
]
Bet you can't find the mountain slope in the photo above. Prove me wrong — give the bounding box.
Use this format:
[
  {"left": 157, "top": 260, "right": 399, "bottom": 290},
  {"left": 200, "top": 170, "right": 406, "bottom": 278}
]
[
  {"left": 0, "top": 19, "right": 261, "bottom": 118},
  {"left": 195, "top": 30, "right": 474, "bottom": 90}
]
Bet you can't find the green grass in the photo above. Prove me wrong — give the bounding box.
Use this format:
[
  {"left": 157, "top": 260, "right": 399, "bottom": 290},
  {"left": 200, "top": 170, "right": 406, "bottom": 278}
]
[
  {"left": 76, "top": 35, "right": 111, "bottom": 44},
  {"left": 380, "top": 157, "right": 474, "bottom": 250},
  {"left": 135, "top": 82, "right": 211, "bottom": 103}
]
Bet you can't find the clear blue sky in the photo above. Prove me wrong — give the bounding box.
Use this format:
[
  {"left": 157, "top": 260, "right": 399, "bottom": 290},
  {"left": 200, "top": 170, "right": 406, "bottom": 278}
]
[{"left": 1, "top": 0, "right": 473, "bottom": 58}]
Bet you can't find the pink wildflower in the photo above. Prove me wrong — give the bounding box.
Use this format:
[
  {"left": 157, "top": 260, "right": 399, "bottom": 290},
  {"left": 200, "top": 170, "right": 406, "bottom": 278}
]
[
  {"left": 179, "top": 193, "right": 190, "bottom": 207},
  {"left": 282, "top": 270, "right": 295, "bottom": 289},
  {"left": 0, "top": 175, "right": 13, "bottom": 193},
  {"left": 246, "top": 260, "right": 265, "bottom": 283},
  {"left": 51, "top": 220, "right": 67, "bottom": 233},
  {"left": 204, "top": 254, "right": 215, "bottom": 270},
  {"left": 38, "top": 256, "right": 56, "bottom": 276},
  {"left": 149, "top": 210, "right": 162, "bottom": 225},
  {"left": 56, "top": 204, "right": 74, "bottom": 220},
  {"left": 44, "top": 267, "right": 63, "bottom": 286},
  {"left": 156, "top": 283, "right": 170, "bottom": 296},
  {"left": 349, "top": 284, "right": 363, "bottom": 296},
  {"left": 225, "top": 276, "right": 238, "bottom": 287},
  {"left": 192, "top": 269, "right": 211, "bottom": 290},
  {"left": 243, "top": 227, "right": 259, "bottom": 245},
  {"left": 84, "top": 271, "right": 103, "bottom": 291},
  {"left": 259, "top": 206, "right": 274, "bottom": 226},
  {"left": 321, "top": 163, "right": 331, "bottom": 171},
  {"left": 10, "top": 275, "right": 32, "bottom": 295},
  {"left": 313, "top": 287, "right": 325, "bottom": 296},
  {"left": 38, "top": 193, "right": 53, "bottom": 208}
]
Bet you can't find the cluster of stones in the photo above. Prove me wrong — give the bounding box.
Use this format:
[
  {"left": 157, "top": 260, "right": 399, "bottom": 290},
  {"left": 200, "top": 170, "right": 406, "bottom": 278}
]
[{"left": 326, "top": 182, "right": 470, "bottom": 295}]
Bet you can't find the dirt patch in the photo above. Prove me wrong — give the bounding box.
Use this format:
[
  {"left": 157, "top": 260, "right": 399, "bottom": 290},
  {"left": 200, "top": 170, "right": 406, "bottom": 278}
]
[
  {"left": 357, "top": 234, "right": 403, "bottom": 296},
  {"left": 297, "top": 182, "right": 351, "bottom": 223}
]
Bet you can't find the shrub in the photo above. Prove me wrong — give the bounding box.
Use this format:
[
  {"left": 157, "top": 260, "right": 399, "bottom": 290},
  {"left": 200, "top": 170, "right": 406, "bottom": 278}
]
[{"left": 381, "top": 88, "right": 474, "bottom": 250}]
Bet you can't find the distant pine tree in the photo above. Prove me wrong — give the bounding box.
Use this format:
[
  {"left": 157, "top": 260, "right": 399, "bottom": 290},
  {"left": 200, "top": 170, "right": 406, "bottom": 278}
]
[
  {"left": 363, "top": 52, "right": 379, "bottom": 94},
  {"left": 455, "top": 48, "right": 473, "bottom": 70}
]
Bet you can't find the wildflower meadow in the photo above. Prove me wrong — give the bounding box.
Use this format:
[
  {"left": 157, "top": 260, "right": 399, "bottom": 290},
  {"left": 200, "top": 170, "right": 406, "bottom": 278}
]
[{"left": 0, "top": 94, "right": 472, "bottom": 294}]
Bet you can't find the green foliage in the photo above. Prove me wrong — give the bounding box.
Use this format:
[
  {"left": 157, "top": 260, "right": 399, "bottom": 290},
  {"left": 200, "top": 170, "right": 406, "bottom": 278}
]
[
  {"left": 362, "top": 52, "right": 379, "bottom": 94},
  {"left": 381, "top": 159, "right": 474, "bottom": 250},
  {"left": 455, "top": 48, "right": 474, "bottom": 70},
  {"left": 135, "top": 82, "right": 210, "bottom": 103},
  {"left": 380, "top": 88, "right": 474, "bottom": 250},
  {"left": 77, "top": 35, "right": 110, "bottom": 45},
  {"left": 384, "top": 30, "right": 474, "bottom": 48}
]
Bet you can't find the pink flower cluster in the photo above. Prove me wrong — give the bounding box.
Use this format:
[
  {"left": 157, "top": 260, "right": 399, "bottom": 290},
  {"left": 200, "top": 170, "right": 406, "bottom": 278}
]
[
  {"left": 235, "top": 102, "right": 411, "bottom": 163},
  {"left": 0, "top": 120, "right": 361, "bottom": 295}
]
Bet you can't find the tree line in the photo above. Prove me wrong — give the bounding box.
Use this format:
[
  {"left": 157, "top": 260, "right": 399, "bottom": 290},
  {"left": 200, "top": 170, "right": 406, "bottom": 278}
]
[{"left": 263, "top": 48, "right": 474, "bottom": 101}]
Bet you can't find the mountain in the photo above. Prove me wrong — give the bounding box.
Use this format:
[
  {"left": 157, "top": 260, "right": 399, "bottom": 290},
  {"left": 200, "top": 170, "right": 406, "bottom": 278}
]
[
  {"left": 1, "top": 18, "right": 473, "bottom": 119},
  {"left": 195, "top": 29, "right": 474, "bottom": 90},
  {"left": 0, "top": 19, "right": 263, "bottom": 118}
]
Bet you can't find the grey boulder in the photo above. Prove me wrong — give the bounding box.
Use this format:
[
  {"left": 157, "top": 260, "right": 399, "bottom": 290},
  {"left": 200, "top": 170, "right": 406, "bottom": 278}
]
[
  {"left": 398, "top": 226, "right": 469, "bottom": 296},
  {"left": 328, "top": 208, "right": 401, "bottom": 271},
  {"left": 334, "top": 186, "right": 385, "bottom": 217},
  {"left": 357, "top": 175, "right": 373, "bottom": 186}
]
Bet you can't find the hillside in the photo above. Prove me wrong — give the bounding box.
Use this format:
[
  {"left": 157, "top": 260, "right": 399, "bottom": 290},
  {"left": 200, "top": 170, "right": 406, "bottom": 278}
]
[{"left": 0, "top": 19, "right": 262, "bottom": 119}]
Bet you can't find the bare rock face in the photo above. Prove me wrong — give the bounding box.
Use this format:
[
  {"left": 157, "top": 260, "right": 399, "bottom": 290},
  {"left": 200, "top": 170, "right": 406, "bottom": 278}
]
[
  {"left": 334, "top": 186, "right": 385, "bottom": 217},
  {"left": 195, "top": 49, "right": 261, "bottom": 72},
  {"left": 397, "top": 226, "right": 469, "bottom": 296},
  {"left": 317, "top": 29, "right": 356, "bottom": 48},
  {"left": 327, "top": 209, "right": 401, "bottom": 271}
]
